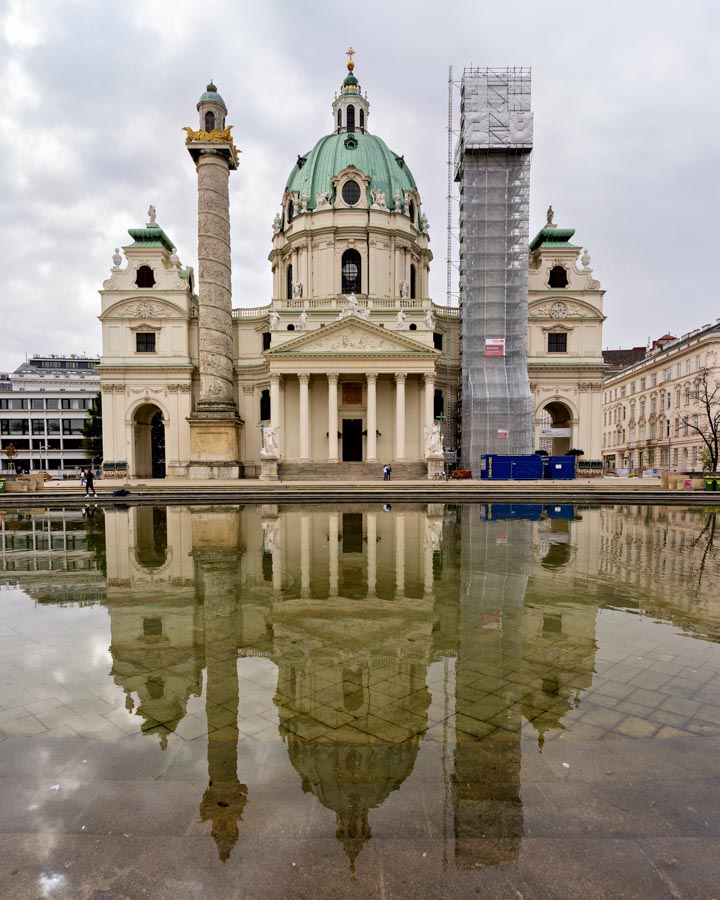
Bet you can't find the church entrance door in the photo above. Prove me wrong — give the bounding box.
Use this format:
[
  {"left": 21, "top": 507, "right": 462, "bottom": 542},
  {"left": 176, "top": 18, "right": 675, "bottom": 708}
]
[{"left": 342, "top": 419, "right": 363, "bottom": 462}]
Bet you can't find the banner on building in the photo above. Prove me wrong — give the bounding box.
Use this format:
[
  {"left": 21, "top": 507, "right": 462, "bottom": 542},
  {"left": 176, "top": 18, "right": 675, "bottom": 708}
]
[{"left": 485, "top": 338, "right": 506, "bottom": 357}]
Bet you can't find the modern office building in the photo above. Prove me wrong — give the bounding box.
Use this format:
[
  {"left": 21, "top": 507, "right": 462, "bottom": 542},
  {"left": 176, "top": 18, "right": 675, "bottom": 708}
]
[{"left": 0, "top": 356, "right": 100, "bottom": 476}]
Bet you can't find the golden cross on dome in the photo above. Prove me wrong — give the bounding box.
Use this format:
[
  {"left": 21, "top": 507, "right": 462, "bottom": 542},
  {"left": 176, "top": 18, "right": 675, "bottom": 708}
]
[{"left": 346, "top": 46, "right": 355, "bottom": 61}]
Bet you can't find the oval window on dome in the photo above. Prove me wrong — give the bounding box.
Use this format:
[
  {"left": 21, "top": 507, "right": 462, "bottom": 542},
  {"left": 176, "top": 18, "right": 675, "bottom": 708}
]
[{"left": 342, "top": 180, "right": 361, "bottom": 206}]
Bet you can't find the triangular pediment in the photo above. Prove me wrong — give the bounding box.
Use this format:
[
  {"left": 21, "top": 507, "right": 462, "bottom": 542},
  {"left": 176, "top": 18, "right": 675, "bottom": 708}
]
[{"left": 267, "top": 315, "right": 437, "bottom": 356}]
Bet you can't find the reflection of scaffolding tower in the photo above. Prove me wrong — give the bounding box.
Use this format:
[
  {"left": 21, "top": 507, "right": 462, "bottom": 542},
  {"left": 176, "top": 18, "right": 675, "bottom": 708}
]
[{"left": 457, "top": 68, "right": 534, "bottom": 470}]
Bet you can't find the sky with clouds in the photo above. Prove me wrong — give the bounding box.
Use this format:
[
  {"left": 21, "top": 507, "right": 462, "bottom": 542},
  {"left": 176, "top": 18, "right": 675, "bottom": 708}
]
[{"left": 1, "top": 0, "right": 718, "bottom": 371}]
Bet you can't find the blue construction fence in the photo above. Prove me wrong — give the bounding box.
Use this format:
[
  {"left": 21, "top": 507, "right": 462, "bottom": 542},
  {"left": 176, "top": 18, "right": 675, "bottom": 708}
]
[{"left": 479, "top": 454, "right": 576, "bottom": 481}]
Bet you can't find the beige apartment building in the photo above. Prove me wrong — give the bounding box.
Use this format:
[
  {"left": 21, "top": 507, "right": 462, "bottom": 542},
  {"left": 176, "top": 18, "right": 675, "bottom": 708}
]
[{"left": 602, "top": 321, "right": 720, "bottom": 473}]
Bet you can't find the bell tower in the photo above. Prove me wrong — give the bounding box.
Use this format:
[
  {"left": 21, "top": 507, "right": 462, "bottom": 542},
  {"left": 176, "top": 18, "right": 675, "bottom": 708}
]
[
  {"left": 185, "top": 82, "right": 242, "bottom": 478},
  {"left": 332, "top": 47, "right": 370, "bottom": 134}
]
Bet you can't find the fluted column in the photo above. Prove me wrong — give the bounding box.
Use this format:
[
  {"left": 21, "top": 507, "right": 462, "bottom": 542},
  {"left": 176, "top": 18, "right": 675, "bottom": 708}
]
[
  {"left": 299, "top": 374, "right": 310, "bottom": 462},
  {"left": 395, "top": 372, "right": 407, "bottom": 461},
  {"left": 270, "top": 374, "right": 281, "bottom": 431},
  {"left": 424, "top": 374, "right": 435, "bottom": 429},
  {"left": 195, "top": 152, "right": 236, "bottom": 413},
  {"left": 327, "top": 373, "right": 339, "bottom": 462},
  {"left": 366, "top": 373, "right": 378, "bottom": 462}
]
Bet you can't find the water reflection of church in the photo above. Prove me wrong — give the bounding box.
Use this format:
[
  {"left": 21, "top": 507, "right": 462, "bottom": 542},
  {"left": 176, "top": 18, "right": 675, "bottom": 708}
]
[{"left": 101, "top": 502, "right": 599, "bottom": 867}]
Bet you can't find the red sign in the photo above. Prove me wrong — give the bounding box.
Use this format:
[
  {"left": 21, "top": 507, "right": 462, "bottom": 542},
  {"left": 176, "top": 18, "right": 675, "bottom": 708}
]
[{"left": 485, "top": 338, "right": 505, "bottom": 357}]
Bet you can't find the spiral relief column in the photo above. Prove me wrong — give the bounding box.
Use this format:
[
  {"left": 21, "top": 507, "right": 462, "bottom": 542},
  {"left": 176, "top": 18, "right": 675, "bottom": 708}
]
[{"left": 185, "top": 82, "right": 242, "bottom": 478}]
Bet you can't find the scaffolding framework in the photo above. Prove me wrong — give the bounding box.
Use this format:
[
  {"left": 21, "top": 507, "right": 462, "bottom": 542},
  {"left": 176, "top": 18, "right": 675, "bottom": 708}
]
[{"left": 457, "top": 68, "right": 534, "bottom": 470}]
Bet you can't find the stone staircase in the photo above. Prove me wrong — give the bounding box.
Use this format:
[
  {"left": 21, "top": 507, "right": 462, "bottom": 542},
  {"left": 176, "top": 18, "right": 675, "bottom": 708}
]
[{"left": 277, "top": 461, "right": 427, "bottom": 481}]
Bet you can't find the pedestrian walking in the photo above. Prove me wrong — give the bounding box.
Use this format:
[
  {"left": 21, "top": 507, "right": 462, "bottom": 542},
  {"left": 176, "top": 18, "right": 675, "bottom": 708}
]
[{"left": 84, "top": 467, "right": 97, "bottom": 497}]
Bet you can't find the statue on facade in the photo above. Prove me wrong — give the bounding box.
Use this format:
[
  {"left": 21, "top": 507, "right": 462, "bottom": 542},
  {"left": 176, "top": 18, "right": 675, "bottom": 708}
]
[
  {"left": 420, "top": 212, "right": 429, "bottom": 231},
  {"left": 581, "top": 248, "right": 591, "bottom": 269},
  {"left": 393, "top": 189, "right": 402, "bottom": 212},
  {"left": 262, "top": 519, "right": 279, "bottom": 550},
  {"left": 358, "top": 305, "right": 371, "bottom": 319},
  {"left": 424, "top": 422, "right": 443, "bottom": 457},
  {"left": 300, "top": 191, "right": 309, "bottom": 214},
  {"left": 147, "top": 205, "right": 157, "bottom": 226},
  {"left": 293, "top": 280, "right": 303, "bottom": 299},
  {"left": 399, "top": 280, "right": 409, "bottom": 299},
  {"left": 297, "top": 311, "right": 308, "bottom": 329},
  {"left": 339, "top": 294, "right": 358, "bottom": 319},
  {"left": 260, "top": 425, "right": 280, "bottom": 458},
  {"left": 315, "top": 189, "right": 331, "bottom": 208},
  {"left": 403, "top": 191, "right": 412, "bottom": 216},
  {"left": 272, "top": 213, "right": 281, "bottom": 234},
  {"left": 269, "top": 310, "right": 281, "bottom": 331},
  {"left": 291, "top": 192, "right": 301, "bottom": 216},
  {"left": 424, "top": 309, "right": 435, "bottom": 330},
  {"left": 546, "top": 205, "right": 555, "bottom": 225},
  {"left": 395, "top": 309, "right": 407, "bottom": 329},
  {"left": 370, "top": 188, "right": 387, "bottom": 209},
  {"left": 112, "top": 248, "right": 122, "bottom": 267},
  {"left": 169, "top": 247, "right": 180, "bottom": 267}
]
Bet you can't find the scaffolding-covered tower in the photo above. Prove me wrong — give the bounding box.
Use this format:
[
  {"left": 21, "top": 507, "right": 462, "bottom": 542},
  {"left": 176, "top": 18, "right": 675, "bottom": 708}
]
[{"left": 456, "top": 68, "right": 534, "bottom": 470}]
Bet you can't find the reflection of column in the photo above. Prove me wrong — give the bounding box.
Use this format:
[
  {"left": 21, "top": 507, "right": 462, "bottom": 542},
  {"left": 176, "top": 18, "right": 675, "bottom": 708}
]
[
  {"left": 395, "top": 372, "right": 406, "bottom": 461},
  {"left": 395, "top": 513, "right": 405, "bottom": 598},
  {"left": 329, "top": 512, "right": 339, "bottom": 596},
  {"left": 423, "top": 520, "right": 434, "bottom": 597},
  {"left": 366, "top": 512, "right": 377, "bottom": 597},
  {"left": 328, "top": 373, "right": 339, "bottom": 462},
  {"left": 300, "top": 514, "right": 311, "bottom": 597},
  {"left": 272, "top": 518, "right": 283, "bottom": 594},
  {"left": 366, "top": 373, "right": 378, "bottom": 462},
  {"left": 299, "top": 374, "right": 310, "bottom": 462}
]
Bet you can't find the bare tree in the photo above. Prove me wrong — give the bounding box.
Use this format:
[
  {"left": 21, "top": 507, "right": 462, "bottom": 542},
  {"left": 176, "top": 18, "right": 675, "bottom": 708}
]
[{"left": 679, "top": 369, "right": 720, "bottom": 472}]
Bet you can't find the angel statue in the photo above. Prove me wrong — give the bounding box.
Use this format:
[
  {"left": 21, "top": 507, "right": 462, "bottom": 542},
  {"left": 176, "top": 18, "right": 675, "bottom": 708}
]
[
  {"left": 261, "top": 425, "right": 280, "bottom": 458},
  {"left": 424, "top": 422, "right": 443, "bottom": 457}
]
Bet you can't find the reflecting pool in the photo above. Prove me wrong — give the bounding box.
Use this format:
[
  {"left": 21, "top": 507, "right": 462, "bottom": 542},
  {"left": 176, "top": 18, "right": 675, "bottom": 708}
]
[{"left": 1, "top": 503, "right": 720, "bottom": 897}]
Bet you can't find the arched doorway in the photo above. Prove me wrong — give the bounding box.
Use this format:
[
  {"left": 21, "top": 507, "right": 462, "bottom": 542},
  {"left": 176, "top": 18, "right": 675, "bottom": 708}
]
[
  {"left": 133, "top": 403, "right": 166, "bottom": 478},
  {"left": 539, "top": 402, "right": 573, "bottom": 456}
]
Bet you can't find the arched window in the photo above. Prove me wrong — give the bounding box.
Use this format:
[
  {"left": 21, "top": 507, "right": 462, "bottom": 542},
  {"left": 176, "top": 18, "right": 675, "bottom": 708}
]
[
  {"left": 341, "top": 249, "right": 361, "bottom": 294},
  {"left": 260, "top": 389, "right": 270, "bottom": 421},
  {"left": 410, "top": 264, "right": 417, "bottom": 299},
  {"left": 346, "top": 104, "right": 355, "bottom": 132},
  {"left": 136, "top": 265, "right": 155, "bottom": 288},
  {"left": 204, "top": 111, "right": 215, "bottom": 132},
  {"left": 337, "top": 109, "right": 342, "bottom": 130},
  {"left": 549, "top": 265, "right": 568, "bottom": 288},
  {"left": 434, "top": 389, "right": 444, "bottom": 419},
  {"left": 286, "top": 200, "right": 293, "bottom": 225},
  {"left": 408, "top": 200, "right": 415, "bottom": 223},
  {"left": 359, "top": 109, "right": 365, "bottom": 131},
  {"left": 286, "top": 264, "right": 293, "bottom": 300}
]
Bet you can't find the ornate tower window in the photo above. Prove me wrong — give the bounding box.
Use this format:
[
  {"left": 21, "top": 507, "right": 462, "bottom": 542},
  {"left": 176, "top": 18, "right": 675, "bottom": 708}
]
[
  {"left": 359, "top": 108, "right": 365, "bottom": 131},
  {"left": 136, "top": 265, "right": 155, "bottom": 288},
  {"left": 346, "top": 104, "right": 355, "bottom": 132},
  {"left": 286, "top": 264, "right": 293, "bottom": 300},
  {"left": 549, "top": 265, "right": 568, "bottom": 288},
  {"left": 341, "top": 180, "right": 361, "bottom": 206},
  {"left": 337, "top": 109, "right": 342, "bottom": 130},
  {"left": 341, "top": 249, "right": 361, "bottom": 294},
  {"left": 204, "top": 111, "right": 215, "bottom": 131}
]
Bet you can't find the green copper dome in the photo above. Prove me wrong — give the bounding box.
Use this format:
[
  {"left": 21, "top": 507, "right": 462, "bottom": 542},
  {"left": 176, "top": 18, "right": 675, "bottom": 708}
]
[
  {"left": 197, "top": 81, "right": 227, "bottom": 110},
  {"left": 285, "top": 131, "right": 417, "bottom": 213}
]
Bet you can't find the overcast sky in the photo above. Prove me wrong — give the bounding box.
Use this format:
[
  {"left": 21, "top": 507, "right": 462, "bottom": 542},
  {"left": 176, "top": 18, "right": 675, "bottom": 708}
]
[{"left": 2, "top": 0, "right": 718, "bottom": 371}]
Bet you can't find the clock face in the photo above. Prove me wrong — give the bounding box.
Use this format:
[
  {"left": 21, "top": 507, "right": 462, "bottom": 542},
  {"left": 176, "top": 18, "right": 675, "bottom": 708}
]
[
  {"left": 550, "top": 302, "right": 567, "bottom": 319},
  {"left": 137, "top": 302, "right": 154, "bottom": 318}
]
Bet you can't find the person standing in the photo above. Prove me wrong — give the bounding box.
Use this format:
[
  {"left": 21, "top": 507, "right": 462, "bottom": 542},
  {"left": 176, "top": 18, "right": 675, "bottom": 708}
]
[{"left": 84, "top": 467, "right": 97, "bottom": 497}]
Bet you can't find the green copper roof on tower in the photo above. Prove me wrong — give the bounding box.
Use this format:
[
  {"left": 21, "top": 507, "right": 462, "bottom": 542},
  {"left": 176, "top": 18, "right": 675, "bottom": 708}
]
[{"left": 197, "top": 80, "right": 227, "bottom": 110}]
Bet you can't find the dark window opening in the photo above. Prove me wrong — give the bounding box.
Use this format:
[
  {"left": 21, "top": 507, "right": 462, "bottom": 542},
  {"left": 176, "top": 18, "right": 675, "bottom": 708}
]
[
  {"left": 342, "top": 513, "right": 363, "bottom": 553},
  {"left": 260, "top": 389, "right": 270, "bottom": 421},
  {"left": 262, "top": 332, "right": 271, "bottom": 351},
  {"left": 346, "top": 104, "right": 355, "bottom": 132},
  {"left": 342, "top": 180, "right": 361, "bottom": 206},
  {"left": 434, "top": 389, "right": 444, "bottom": 419},
  {"left": 408, "top": 200, "right": 415, "bottom": 223},
  {"left": 337, "top": 109, "right": 342, "bottom": 129},
  {"left": 409, "top": 323, "right": 417, "bottom": 331},
  {"left": 287, "top": 324, "right": 295, "bottom": 331},
  {"left": 262, "top": 551, "right": 273, "bottom": 582},
  {"left": 286, "top": 263, "right": 293, "bottom": 300},
  {"left": 136, "top": 265, "right": 155, "bottom": 288},
  {"left": 286, "top": 201, "right": 293, "bottom": 225},
  {"left": 548, "top": 333, "right": 567, "bottom": 353},
  {"left": 433, "top": 332, "right": 443, "bottom": 350},
  {"left": 136, "top": 332, "right": 156, "bottom": 353},
  {"left": 204, "top": 111, "right": 215, "bottom": 131},
  {"left": 341, "top": 249, "right": 361, "bottom": 294},
  {"left": 359, "top": 108, "right": 365, "bottom": 131},
  {"left": 410, "top": 263, "right": 416, "bottom": 299},
  {"left": 549, "top": 265, "right": 568, "bottom": 288}
]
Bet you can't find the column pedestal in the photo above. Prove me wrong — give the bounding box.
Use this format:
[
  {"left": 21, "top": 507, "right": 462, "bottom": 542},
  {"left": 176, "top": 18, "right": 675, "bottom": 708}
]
[{"left": 188, "top": 415, "right": 242, "bottom": 479}]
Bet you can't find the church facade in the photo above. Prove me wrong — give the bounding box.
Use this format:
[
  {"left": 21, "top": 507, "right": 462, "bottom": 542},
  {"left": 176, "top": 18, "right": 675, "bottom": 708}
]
[{"left": 97, "top": 57, "right": 604, "bottom": 479}]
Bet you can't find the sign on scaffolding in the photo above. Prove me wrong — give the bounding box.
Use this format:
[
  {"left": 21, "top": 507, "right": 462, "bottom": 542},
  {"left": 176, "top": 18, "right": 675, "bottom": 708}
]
[{"left": 485, "top": 338, "right": 506, "bottom": 357}]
